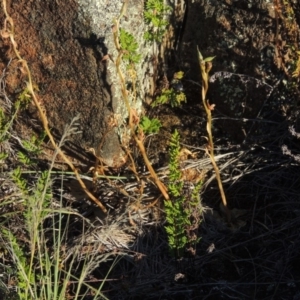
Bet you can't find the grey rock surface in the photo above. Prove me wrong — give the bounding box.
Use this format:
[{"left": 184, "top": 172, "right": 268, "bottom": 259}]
[{"left": 77, "top": 0, "right": 151, "bottom": 166}]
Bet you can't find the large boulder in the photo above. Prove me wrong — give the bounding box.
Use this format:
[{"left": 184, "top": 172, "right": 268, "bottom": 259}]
[{"left": 0, "top": 0, "right": 183, "bottom": 167}]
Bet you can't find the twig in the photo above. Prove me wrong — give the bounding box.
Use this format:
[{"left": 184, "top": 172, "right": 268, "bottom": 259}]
[
  {"left": 197, "top": 46, "right": 231, "bottom": 222},
  {"left": 112, "top": 1, "right": 169, "bottom": 200}
]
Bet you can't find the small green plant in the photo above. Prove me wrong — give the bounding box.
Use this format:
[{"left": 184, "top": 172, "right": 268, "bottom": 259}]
[
  {"left": 0, "top": 87, "right": 41, "bottom": 168},
  {"left": 139, "top": 116, "right": 161, "bottom": 134},
  {"left": 0, "top": 152, "right": 8, "bottom": 161},
  {"left": 16, "top": 132, "right": 46, "bottom": 165},
  {"left": 273, "top": 0, "right": 300, "bottom": 96},
  {"left": 292, "top": 51, "right": 300, "bottom": 78},
  {"left": 0, "top": 107, "right": 8, "bottom": 143},
  {"left": 152, "top": 88, "right": 186, "bottom": 107},
  {"left": 119, "top": 28, "right": 141, "bottom": 65},
  {"left": 144, "top": 0, "right": 171, "bottom": 42},
  {"left": 2, "top": 205, "right": 110, "bottom": 300},
  {"left": 22, "top": 132, "right": 46, "bottom": 154},
  {"left": 2, "top": 229, "right": 32, "bottom": 298},
  {"left": 152, "top": 71, "right": 186, "bottom": 107},
  {"left": 118, "top": 28, "right": 141, "bottom": 102},
  {"left": 0, "top": 88, "right": 32, "bottom": 144},
  {"left": 164, "top": 130, "right": 202, "bottom": 258}
]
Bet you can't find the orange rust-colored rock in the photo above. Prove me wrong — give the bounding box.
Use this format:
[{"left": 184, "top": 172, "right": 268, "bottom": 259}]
[{"left": 0, "top": 0, "right": 124, "bottom": 167}]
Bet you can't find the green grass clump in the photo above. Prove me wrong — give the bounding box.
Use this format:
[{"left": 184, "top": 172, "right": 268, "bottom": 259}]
[
  {"left": 0, "top": 80, "right": 110, "bottom": 299},
  {"left": 1, "top": 120, "right": 110, "bottom": 299}
]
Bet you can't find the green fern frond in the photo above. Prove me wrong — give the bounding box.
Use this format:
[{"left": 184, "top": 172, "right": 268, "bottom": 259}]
[
  {"left": 139, "top": 116, "right": 161, "bottom": 134},
  {"left": 164, "top": 130, "right": 203, "bottom": 257},
  {"left": 119, "top": 28, "right": 141, "bottom": 65},
  {"left": 144, "top": 0, "right": 171, "bottom": 42}
]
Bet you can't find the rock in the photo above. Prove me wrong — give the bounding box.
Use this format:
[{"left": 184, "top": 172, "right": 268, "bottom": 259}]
[
  {"left": 179, "top": 0, "right": 287, "bottom": 142},
  {"left": 0, "top": 0, "right": 179, "bottom": 167}
]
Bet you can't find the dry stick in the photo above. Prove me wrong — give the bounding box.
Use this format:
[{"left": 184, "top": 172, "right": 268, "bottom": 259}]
[
  {"left": 113, "top": 4, "right": 169, "bottom": 200},
  {"left": 1, "top": 2, "right": 107, "bottom": 213},
  {"left": 197, "top": 47, "right": 231, "bottom": 222}
]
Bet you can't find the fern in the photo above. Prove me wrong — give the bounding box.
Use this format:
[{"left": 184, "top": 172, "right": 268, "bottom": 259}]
[
  {"left": 144, "top": 0, "right": 171, "bottom": 42},
  {"left": 164, "top": 130, "right": 203, "bottom": 257},
  {"left": 152, "top": 72, "right": 186, "bottom": 107},
  {"left": 119, "top": 28, "right": 141, "bottom": 65},
  {"left": 152, "top": 88, "right": 186, "bottom": 107},
  {"left": 16, "top": 132, "right": 46, "bottom": 166},
  {"left": 0, "top": 87, "right": 34, "bottom": 145},
  {"left": 17, "top": 151, "right": 32, "bottom": 165},
  {"left": 2, "top": 229, "right": 34, "bottom": 300},
  {"left": 164, "top": 130, "right": 188, "bottom": 257},
  {"left": 22, "top": 132, "right": 46, "bottom": 155},
  {"left": 11, "top": 167, "right": 28, "bottom": 195},
  {"left": 139, "top": 116, "right": 161, "bottom": 134},
  {"left": 0, "top": 107, "right": 9, "bottom": 143}
]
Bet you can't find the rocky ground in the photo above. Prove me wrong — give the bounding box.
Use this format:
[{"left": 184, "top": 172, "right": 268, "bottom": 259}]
[{"left": 1, "top": 0, "right": 300, "bottom": 299}]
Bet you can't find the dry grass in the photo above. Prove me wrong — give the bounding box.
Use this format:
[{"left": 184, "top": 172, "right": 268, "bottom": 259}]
[
  {"left": 2, "top": 80, "right": 300, "bottom": 298},
  {"left": 86, "top": 101, "right": 300, "bottom": 299}
]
